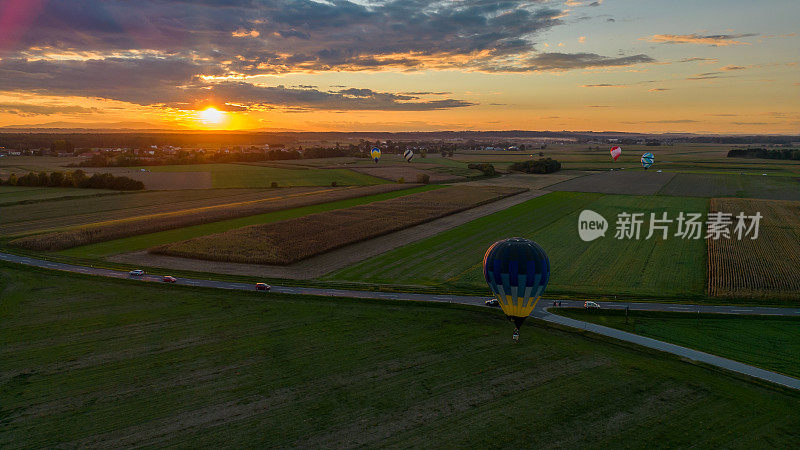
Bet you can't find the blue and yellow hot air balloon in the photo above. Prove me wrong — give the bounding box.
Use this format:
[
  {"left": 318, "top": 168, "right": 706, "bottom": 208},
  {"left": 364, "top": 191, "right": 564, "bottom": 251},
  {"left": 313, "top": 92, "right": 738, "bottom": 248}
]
[
  {"left": 483, "top": 237, "right": 550, "bottom": 332},
  {"left": 370, "top": 147, "right": 381, "bottom": 163},
  {"left": 641, "top": 152, "right": 654, "bottom": 170}
]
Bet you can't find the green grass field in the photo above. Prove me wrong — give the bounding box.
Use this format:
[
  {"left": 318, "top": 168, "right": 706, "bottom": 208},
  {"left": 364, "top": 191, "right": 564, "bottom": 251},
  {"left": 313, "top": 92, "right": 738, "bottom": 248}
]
[
  {"left": 2, "top": 263, "right": 798, "bottom": 447},
  {"left": 552, "top": 309, "right": 800, "bottom": 378},
  {"left": 0, "top": 186, "right": 119, "bottom": 205},
  {"left": 328, "top": 191, "right": 709, "bottom": 299},
  {"left": 59, "top": 185, "right": 441, "bottom": 258},
  {"left": 142, "top": 163, "right": 387, "bottom": 188}
]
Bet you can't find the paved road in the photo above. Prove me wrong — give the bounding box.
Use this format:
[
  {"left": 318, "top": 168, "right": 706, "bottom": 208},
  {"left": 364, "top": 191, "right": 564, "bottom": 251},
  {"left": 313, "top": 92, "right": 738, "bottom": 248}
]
[{"left": 2, "top": 251, "right": 799, "bottom": 390}]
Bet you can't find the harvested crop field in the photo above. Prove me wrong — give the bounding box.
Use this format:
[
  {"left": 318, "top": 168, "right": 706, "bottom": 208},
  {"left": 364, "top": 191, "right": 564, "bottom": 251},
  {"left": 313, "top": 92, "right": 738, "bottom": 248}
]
[
  {"left": 462, "top": 172, "right": 586, "bottom": 190},
  {"left": 547, "top": 170, "right": 676, "bottom": 195},
  {"left": 1, "top": 188, "right": 301, "bottom": 236},
  {"left": 100, "top": 169, "right": 213, "bottom": 190},
  {"left": 658, "top": 173, "right": 800, "bottom": 200},
  {"left": 142, "top": 163, "right": 386, "bottom": 188},
  {"left": 151, "top": 186, "right": 526, "bottom": 265},
  {"left": 707, "top": 198, "right": 800, "bottom": 301},
  {"left": 349, "top": 165, "right": 464, "bottom": 183},
  {"left": 0, "top": 186, "right": 119, "bottom": 206},
  {"left": 9, "top": 184, "right": 417, "bottom": 251}
]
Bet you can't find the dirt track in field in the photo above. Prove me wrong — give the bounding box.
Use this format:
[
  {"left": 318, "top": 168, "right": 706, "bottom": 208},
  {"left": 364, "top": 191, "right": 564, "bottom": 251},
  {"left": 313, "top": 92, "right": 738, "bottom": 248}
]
[{"left": 110, "top": 189, "right": 550, "bottom": 279}]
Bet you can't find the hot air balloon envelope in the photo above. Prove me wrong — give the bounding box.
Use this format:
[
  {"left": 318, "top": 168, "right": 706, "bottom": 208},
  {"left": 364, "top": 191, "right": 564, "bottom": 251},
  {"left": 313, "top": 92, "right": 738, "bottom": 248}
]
[
  {"left": 370, "top": 147, "right": 381, "bottom": 163},
  {"left": 483, "top": 237, "right": 550, "bottom": 328},
  {"left": 610, "top": 146, "right": 622, "bottom": 161},
  {"left": 403, "top": 149, "right": 414, "bottom": 162}
]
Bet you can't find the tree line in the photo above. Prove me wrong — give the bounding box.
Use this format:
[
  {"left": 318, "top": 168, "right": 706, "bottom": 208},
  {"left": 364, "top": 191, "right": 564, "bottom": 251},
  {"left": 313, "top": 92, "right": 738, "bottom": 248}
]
[
  {"left": 727, "top": 148, "right": 800, "bottom": 160},
  {"left": 509, "top": 158, "right": 562, "bottom": 174},
  {"left": 2, "top": 170, "right": 145, "bottom": 190}
]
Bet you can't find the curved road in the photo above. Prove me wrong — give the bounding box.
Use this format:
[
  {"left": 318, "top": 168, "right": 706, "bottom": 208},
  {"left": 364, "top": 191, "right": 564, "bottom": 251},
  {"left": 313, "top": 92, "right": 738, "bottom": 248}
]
[{"left": 2, "top": 251, "right": 799, "bottom": 390}]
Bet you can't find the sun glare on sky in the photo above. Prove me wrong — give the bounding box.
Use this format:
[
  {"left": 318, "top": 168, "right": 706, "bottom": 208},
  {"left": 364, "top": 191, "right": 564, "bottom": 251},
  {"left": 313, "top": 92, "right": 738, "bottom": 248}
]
[{"left": 198, "top": 107, "right": 225, "bottom": 125}]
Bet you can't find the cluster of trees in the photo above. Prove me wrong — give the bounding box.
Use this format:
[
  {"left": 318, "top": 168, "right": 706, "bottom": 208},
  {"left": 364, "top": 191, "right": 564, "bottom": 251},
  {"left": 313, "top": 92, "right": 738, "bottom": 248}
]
[
  {"left": 303, "top": 147, "right": 352, "bottom": 159},
  {"left": 510, "top": 158, "right": 562, "bottom": 174},
  {"left": 727, "top": 148, "right": 800, "bottom": 160},
  {"left": 2, "top": 170, "right": 144, "bottom": 190},
  {"left": 467, "top": 163, "right": 496, "bottom": 176}
]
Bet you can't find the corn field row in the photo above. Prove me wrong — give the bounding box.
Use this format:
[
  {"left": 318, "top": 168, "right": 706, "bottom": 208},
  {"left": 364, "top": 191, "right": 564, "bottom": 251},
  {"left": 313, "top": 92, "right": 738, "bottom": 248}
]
[{"left": 707, "top": 198, "right": 800, "bottom": 300}]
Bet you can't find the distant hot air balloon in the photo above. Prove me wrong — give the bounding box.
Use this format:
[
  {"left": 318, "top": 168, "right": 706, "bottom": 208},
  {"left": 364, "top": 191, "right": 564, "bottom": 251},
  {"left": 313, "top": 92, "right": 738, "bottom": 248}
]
[
  {"left": 483, "top": 237, "right": 550, "bottom": 338},
  {"left": 370, "top": 147, "right": 381, "bottom": 163},
  {"left": 403, "top": 149, "right": 414, "bottom": 162},
  {"left": 641, "top": 152, "right": 654, "bottom": 170},
  {"left": 610, "top": 146, "right": 622, "bottom": 161}
]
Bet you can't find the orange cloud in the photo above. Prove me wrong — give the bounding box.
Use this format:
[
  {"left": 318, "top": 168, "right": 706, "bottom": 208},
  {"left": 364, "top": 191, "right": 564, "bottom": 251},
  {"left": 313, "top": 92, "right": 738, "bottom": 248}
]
[
  {"left": 720, "top": 65, "right": 747, "bottom": 71},
  {"left": 232, "top": 28, "right": 259, "bottom": 38},
  {"left": 646, "top": 33, "right": 757, "bottom": 46}
]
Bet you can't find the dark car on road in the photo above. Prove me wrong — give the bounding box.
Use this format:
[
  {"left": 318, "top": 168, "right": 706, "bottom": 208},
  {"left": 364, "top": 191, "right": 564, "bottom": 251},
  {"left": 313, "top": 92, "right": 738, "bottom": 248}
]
[
  {"left": 255, "top": 283, "right": 271, "bottom": 291},
  {"left": 162, "top": 275, "right": 177, "bottom": 283}
]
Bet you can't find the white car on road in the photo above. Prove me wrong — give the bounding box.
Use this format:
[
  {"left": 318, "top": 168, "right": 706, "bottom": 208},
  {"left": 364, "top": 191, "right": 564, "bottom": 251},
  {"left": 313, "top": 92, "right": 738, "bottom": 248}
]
[
  {"left": 584, "top": 301, "right": 601, "bottom": 309},
  {"left": 129, "top": 269, "right": 145, "bottom": 276}
]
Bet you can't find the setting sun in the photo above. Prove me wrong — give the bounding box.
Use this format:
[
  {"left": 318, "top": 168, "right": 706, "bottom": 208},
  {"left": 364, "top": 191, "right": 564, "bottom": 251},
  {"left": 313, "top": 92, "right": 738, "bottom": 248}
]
[{"left": 198, "top": 107, "right": 225, "bottom": 125}]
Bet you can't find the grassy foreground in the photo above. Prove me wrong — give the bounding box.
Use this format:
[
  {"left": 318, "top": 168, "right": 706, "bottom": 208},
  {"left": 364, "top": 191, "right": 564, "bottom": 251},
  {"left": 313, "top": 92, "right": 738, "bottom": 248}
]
[
  {"left": 1, "top": 264, "right": 798, "bottom": 447},
  {"left": 552, "top": 309, "right": 800, "bottom": 378}
]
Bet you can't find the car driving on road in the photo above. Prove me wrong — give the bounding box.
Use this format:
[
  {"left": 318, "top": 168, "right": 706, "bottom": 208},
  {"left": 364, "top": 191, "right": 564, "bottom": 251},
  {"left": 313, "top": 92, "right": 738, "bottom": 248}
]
[
  {"left": 485, "top": 298, "right": 499, "bottom": 307},
  {"left": 129, "top": 269, "right": 145, "bottom": 276},
  {"left": 584, "top": 301, "right": 601, "bottom": 309},
  {"left": 162, "top": 275, "right": 177, "bottom": 283},
  {"left": 255, "top": 283, "right": 271, "bottom": 291}
]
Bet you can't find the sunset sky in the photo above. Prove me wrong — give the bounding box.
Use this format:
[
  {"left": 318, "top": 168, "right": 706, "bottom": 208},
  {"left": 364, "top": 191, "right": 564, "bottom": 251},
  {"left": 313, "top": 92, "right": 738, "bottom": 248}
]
[{"left": 0, "top": 0, "right": 798, "bottom": 133}]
